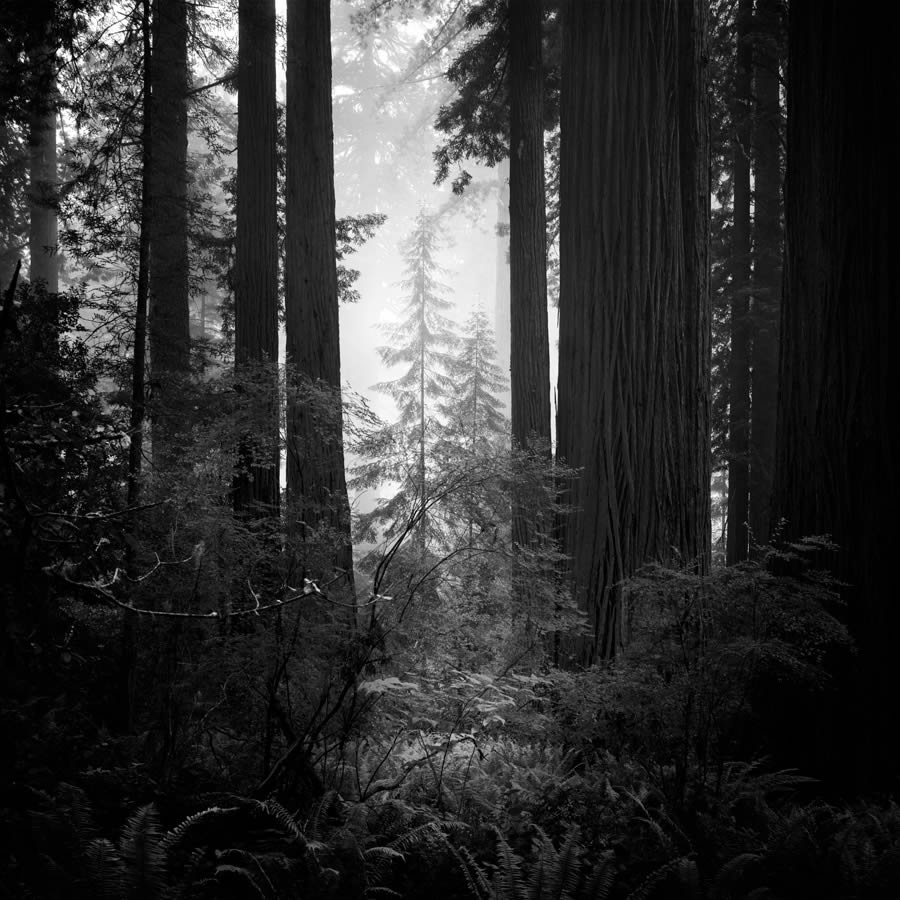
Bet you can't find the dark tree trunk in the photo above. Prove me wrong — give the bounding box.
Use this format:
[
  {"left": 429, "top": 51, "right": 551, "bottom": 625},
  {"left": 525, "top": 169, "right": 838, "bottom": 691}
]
[
  {"left": 148, "top": 0, "right": 190, "bottom": 464},
  {"left": 774, "top": 0, "right": 898, "bottom": 789},
  {"left": 233, "top": 0, "right": 279, "bottom": 515},
  {"left": 677, "top": 0, "right": 711, "bottom": 574},
  {"left": 285, "top": 0, "right": 355, "bottom": 592},
  {"left": 27, "top": 0, "right": 57, "bottom": 292},
  {"left": 725, "top": 0, "right": 752, "bottom": 564},
  {"left": 509, "top": 0, "right": 550, "bottom": 455},
  {"left": 748, "top": 0, "right": 782, "bottom": 550},
  {"left": 509, "top": 0, "right": 551, "bottom": 608},
  {"left": 557, "top": 0, "right": 708, "bottom": 663}
]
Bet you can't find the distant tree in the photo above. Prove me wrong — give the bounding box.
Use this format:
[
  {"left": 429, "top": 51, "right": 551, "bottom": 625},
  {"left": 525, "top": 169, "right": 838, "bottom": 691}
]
[
  {"left": 233, "top": 0, "right": 279, "bottom": 515},
  {"left": 285, "top": 0, "right": 354, "bottom": 588},
  {"left": 556, "top": 0, "right": 710, "bottom": 662},
  {"left": 147, "top": 0, "right": 190, "bottom": 464},
  {"left": 773, "top": 0, "right": 898, "bottom": 789},
  {"left": 358, "top": 210, "right": 457, "bottom": 551}
]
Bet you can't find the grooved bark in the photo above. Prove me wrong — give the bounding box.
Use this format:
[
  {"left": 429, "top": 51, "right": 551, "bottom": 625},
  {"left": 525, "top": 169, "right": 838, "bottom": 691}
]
[
  {"left": 285, "top": 0, "right": 354, "bottom": 589},
  {"left": 725, "top": 0, "right": 752, "bottom": 564},
  {"left": 234, "top": 0, "right": 279, "bottom": 514},
  {"left": 148, "top": 0, "right": 190, "bottom": 462},
  {"left": 748, "top": 0, "right": 781, "bottom": 549},
  {"left": 509, "top": 0, "right": 550, "bottom": 455},
  {"left": 775, "top": 0, "right": 898, "bottom": 788},
  {"left": 558, "top": 0, "right": 709, "bottom": 663}
]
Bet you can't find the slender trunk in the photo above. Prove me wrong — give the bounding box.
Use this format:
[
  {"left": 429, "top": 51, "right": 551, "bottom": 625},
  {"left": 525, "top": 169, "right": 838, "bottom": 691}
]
[
  {"left": 725, "top": 0, "right": 752, "bottom": 564},
  {"left": 285, "top": 0, "right": 355, "bottom": 593},
  {"left": 234, "top": 0, "right": 279, "bottom": 515},
  {"left": 748, "top": 0, "right": 782, "bottom": 550},
  {"left": 148, "top": 0, "right": 190, "bottom": 466},
  {"left": 121, "top": 0, "right": 154, "bottom": 732},
  {"left": 27, "top": 1, "right": 58, "bottom": 293},
  {"left": 677, "top": 0, "right": 711, "bottom": 573},
  {"left": 418, "top": 257, "right": 426, "bottom": 555}
]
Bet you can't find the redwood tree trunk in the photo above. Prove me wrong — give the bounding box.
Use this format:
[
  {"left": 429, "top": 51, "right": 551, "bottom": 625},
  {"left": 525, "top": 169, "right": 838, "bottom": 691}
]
[
  {"left": 509, "top": 0, "right": 550, "bottom": 455},
  {"left": 285, "top": 0, "right": 355, "bottom": 591},
  {"left": 748, "top": 0, "right": 782, "bottom": 550},
  {"left": 725, "top": 0, "right": 752, "bottom": 564},
  {"left": 557, "top": 0, "right": 708, "bottom": 662},
  {"left": 148, "top": 0, "right": 190, "bottom": 464},
  {"left": 774, "top": 0, "right": 898, "bottom": 789},
  {"left": 234, "top": 0, "right": 279, "bottom": 515}
]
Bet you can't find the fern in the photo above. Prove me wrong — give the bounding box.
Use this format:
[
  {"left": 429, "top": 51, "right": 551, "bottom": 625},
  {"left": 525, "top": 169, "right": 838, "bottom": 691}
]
[
  {"left": 161, "top": 804, "right": 241, "bottom": 853},
  {"left": 119, "top": 803, "right": 167, "bottom": 898},
  {"left": 492, "top": 835, "right": 525, "bottom": 898},
  {"left": 84, "top": 837, "right": 126, "bottom": 899}
]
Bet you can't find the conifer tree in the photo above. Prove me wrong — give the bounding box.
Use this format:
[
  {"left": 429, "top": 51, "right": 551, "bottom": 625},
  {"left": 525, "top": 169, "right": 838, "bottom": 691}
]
[
  {"left": 437, "top": 305, "right": 509, "bottom": 541},
  {"left": 355, "top": 210, "right": 457, "bottom": 550}
]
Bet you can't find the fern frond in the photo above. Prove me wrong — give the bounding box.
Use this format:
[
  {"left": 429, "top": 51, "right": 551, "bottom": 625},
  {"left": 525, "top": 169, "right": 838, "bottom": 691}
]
[
  {"left": 161, "top": 805, "right": 241, "bottom": 852},
  {"left": 366, "top": 886, "right": 404, "bottom": 899},
  {"left": 260, "top": 798, "right": 305, "bottom": 843},
  {"left": 388, "top": 820, "right": 441, "bottom": 852},
  {"left": 450, "top": 843, "right": 492, "bottom": 900},
  {"left": 306, "top": 789, "right": 340, "bottom": 841},
  {"left": 84, "top": 838, "right": 126, "bottom": 899},
  {"left": 493, "top": 836, "right": 524, "bottom": 900},
  {"left": 119, "top": 803, "right": 167, "bottom": 898},
  {"left": 546, "top": 827, "right": 582, "bottom": 900},
  {"left": 625, "top": 856, "right": 686, "bottom": 900},
  {"left": 213, "top": 862, "right": 268, "bottom": 898},
  {"left": 582, "top": 855, "right": 616, "bottom": 900}
]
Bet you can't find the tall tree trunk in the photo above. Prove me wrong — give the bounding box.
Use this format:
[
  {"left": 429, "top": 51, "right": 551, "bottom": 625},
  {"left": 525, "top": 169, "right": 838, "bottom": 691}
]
[
  {"left": 509, "top": 0, "right": 551, "bottom": 613},
  {"left": 285, "top": 0, "right": 355, "bottom": 592},
  {"left": 120, "top": 0, "right": 154, "bottom": 732},
  {"left": 509, "top": 0, "right": 550, "bottom": 456},
  {"left": 557, "top": 0, "right": 708, "bottom": 663},
  {"left": 494, "top": 157, "right": 511, "bottom": 399},
  {"left": 748, "top": 0, "right": 782, "bottom": 550},
  {"left": 677, "top": 0, "right": 711, "bottom": 573},
  {"left": 725, "top": 0, "right": 752, "bottom": 564},
  {"left": 148, "top": 0, "right": 190, "bottom": 465},
  {"left": 27, "top": 0, "right": 58, "bottom": 292},
  {"left": 774, "top": 0, "right": 898, "bottom": 790},
  {"left": 234, "top": 0, "right": 279, "bottom": 515}
]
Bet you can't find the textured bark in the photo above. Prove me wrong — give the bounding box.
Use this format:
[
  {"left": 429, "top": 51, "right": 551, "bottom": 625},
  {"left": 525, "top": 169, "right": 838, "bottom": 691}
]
[
  {"left": 148, "top": 0, "right": 190, "bottom": 461},
  {"left": 557, "top": 0, "right": 709, "bottom": 662},
  {"left": 677, "top": 0, "right": 711, "bottom": 573},
  {"left": 285, "top": 0, "right": 354, "bottom": 589},
  {"left": 509, "top": 0, "right": 551, "bottom": 455},
  {"left": 27, "top": 1, "right": 58, "bottom": 293},
  {"left": 774, "top": 0, "right": 898, "bottom": 788},
  {"left": 233, "top": 0, "right": 279, "bottom": 515},
  {"left": 509, "top": 0, "right": 551, "bottom": 582},
  {"left": 725, "top": 0, "right": 752, "bottom": 564},
  {"left": 748, "top": 0, "right": 782, "bottom": 549}
]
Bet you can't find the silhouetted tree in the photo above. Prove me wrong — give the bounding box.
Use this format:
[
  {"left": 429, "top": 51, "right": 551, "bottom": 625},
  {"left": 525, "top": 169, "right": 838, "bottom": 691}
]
[
  {"left": 285, "top": 0, "right": 354, "bottom": 588},
  {"left": 148, "top": 0, "right": 190, "bottom": 464},
  {"left": 233, "top": 0, "right": 279, "bottom": 515}
]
